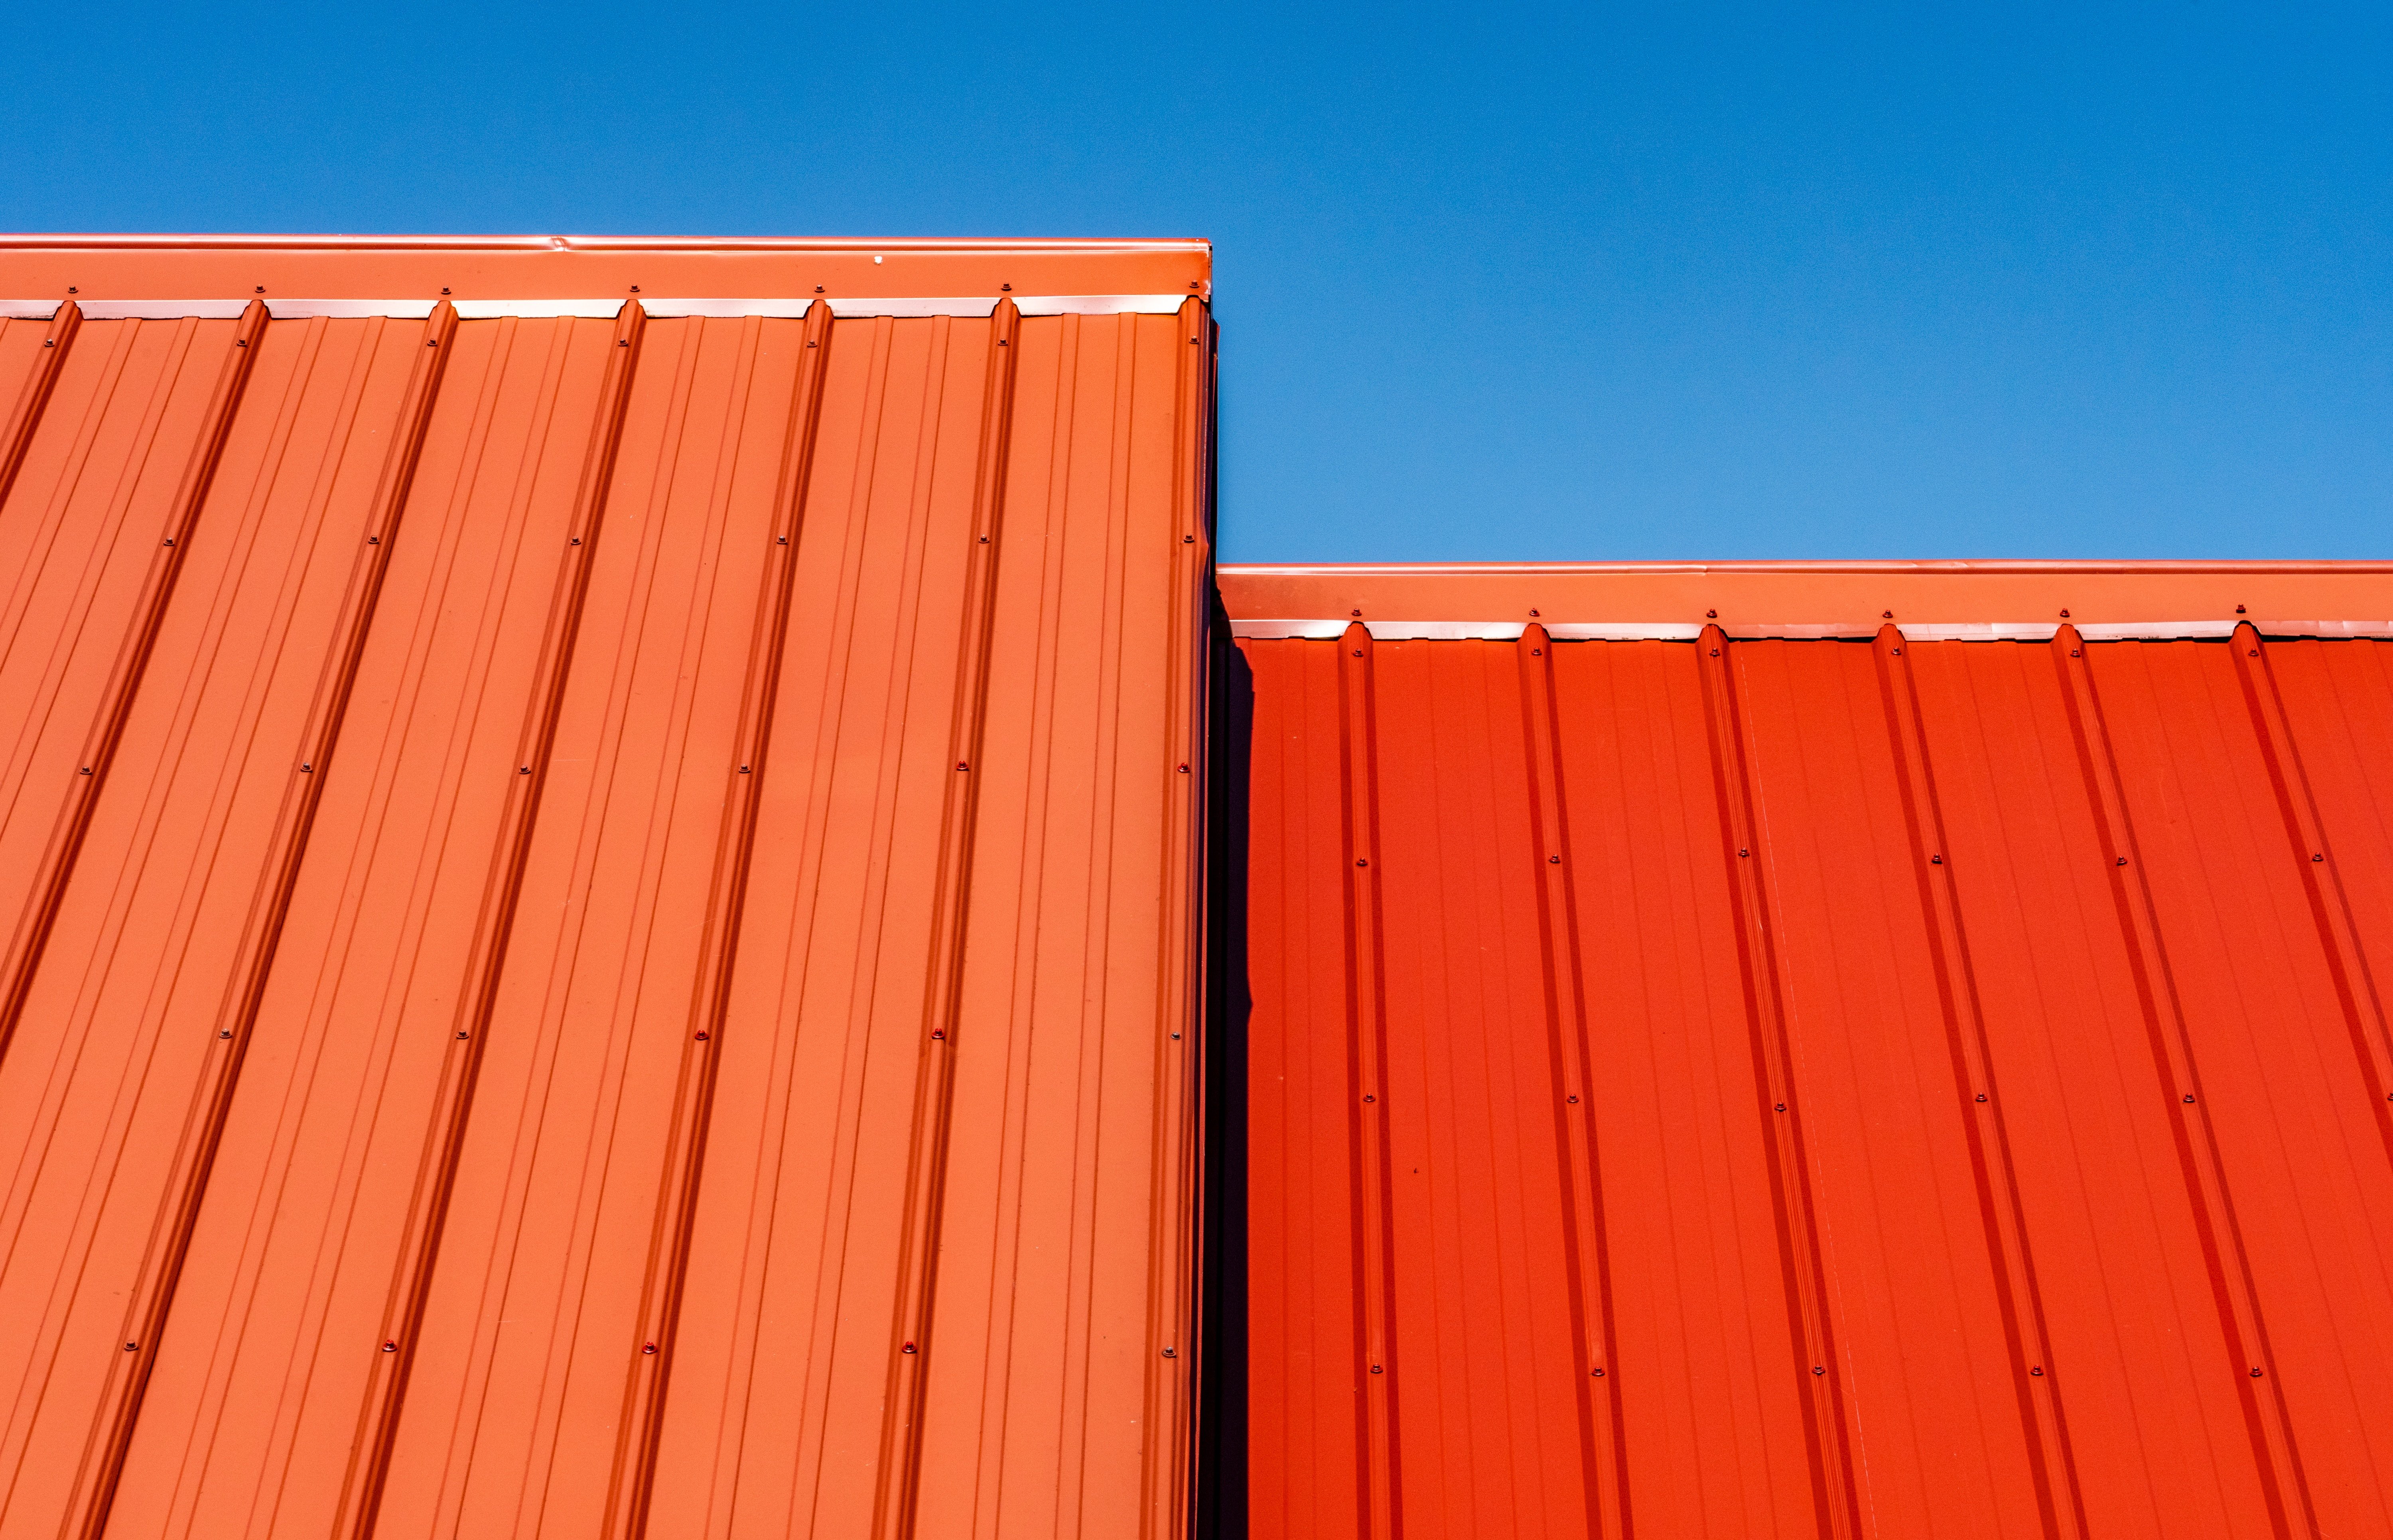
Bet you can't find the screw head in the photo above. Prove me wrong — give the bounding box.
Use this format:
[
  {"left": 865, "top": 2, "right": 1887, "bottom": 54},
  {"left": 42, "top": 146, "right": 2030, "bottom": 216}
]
[
  {"left": 642, "top": 1343, "right": 657, "bottom": 1354},
  {"left": 1775, "top": 1103, "right": 1787, "bottom": 1112},
  {"left": 125, "top": 1341, "right": 138, "bottom": 1351},
  {"left": 901, "top": 1341, "right": 918, "bottom": 1354},
  {"left": 382, "top": 1341, "right": 397, "bottom": 1352},
  {"left": 1812, "top": 1365, "right": 1825, "bottom": 1375},
  {"left": 2030, "top": 1366, "right": 2044, "bottom": 1376}
]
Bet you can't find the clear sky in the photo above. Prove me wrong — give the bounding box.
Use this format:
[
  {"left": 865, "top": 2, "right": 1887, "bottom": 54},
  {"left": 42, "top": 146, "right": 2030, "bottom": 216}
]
[{"left": 6, "top": 2, "right": 2387, "bottom": 561}]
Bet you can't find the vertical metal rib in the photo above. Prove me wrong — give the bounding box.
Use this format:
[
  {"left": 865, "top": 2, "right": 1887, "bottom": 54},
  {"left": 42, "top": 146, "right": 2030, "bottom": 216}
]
[
  {"left": 1336, "top": 620, "right": 1403, "bottom": 1540},
  {"left": 67, "top": 301, "right": 461, "bottom": 1540},
  {"left": 0, "top": 300, "right": 81, "bottom": 511},
  {"left": 336, "top": 299, "right": 649, "bottom": 1540},
  {"left": 2228, "top": 623, "right": 2393, "bottom": 1172},
  {"left": 1694, "top": 624, "right": 1861, "bottom": 1539},
  {"left": 601, "top": 298, "right": 838, "bottom": 1539},
  {"left": 1872, "top": 624, "right": 2086, "bottom": 1540},
  {"left": 0, "top": 298, "right": 267, "bottom": 1066},
  {"left": 2048, "top": 624, "right": 2315, "bottom": 1538},
  {"left": 1515, "top": 624, "right": 1631, "bottom": 1538},
  {"left": 865, "top": 299, "right": 1025, "bottom": 1540},
  {"left": 1138, "top": 296, "right": 1211, "bottom": 1540}
]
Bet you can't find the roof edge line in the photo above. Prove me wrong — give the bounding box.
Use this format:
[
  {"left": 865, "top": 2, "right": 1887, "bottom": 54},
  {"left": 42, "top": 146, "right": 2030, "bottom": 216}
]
[{"left": 1229, "top": 618, "right": 2393, "bottom": 641}]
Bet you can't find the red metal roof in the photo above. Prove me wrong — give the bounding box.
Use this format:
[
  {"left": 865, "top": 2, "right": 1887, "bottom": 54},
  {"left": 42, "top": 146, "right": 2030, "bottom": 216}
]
[
  {"left": 0, "top": 237, "right": 1214, "bottom": 1539},
  {"left": 1226, "top": 564, "right": 2393, "bottom": 1537}
]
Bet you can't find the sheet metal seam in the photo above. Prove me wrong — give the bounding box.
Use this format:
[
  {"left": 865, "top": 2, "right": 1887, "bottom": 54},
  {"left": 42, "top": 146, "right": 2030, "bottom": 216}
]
[
  {"left": 2228, "top": 625, "right": 2393, "bottom": 1174},
  {"left": 0, "top": 302, "right": 81, "bottom": 510},
  {"left": 1143, "top": 298, "right": 1210, "bottom": 1540},
  {"left": 0, "top": 299, "right": 268, "bottom": 1068},
  {"left": 333, "top": 298, "right": 649, "bottom": 1540},
  {"left": 2048, "top": 623, "right": 2318, "bottom": 1538},
  {"left": 1516, "top": 622, "right": 1632, "bottom": 1536},
  {"left": 868, "top": 300, "right": 1023, "bottom": 1540},
  {"left": 1695, "top": 622, "right": 1863, "bottom": 1539},
  {"left": 63, "top": 302, "right": 463, "bottom": 1540},
  {"left": 1871, "top": 623, "right": 2090, "bottom": 1540},
  {"left": 1335, "top": 620, "right": 1403, "bottom": 1539},
  {"left": 592, "top": 298, "right": 838, "bottom": 1538}
]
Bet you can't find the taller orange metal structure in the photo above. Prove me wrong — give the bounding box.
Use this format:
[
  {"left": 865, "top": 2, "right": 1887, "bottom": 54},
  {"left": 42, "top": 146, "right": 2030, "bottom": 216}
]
[
  {"left": 0, "top": 236, "right": 1214, "bottom": 1539},
  {"left": 1221, "top": 563, "right": 2393, "bottom": 1538}
]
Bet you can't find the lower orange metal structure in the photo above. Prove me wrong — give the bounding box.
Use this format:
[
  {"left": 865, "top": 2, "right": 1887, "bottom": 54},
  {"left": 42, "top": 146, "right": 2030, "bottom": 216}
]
[{"left": 1228, "top": 570, "right": 2393, "bottom": 1538}]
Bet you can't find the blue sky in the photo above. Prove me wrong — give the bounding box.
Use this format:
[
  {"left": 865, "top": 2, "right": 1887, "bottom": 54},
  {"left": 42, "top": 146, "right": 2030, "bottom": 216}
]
[{"left": 7, "top": 2, "right": 2388, "bottom": 561}]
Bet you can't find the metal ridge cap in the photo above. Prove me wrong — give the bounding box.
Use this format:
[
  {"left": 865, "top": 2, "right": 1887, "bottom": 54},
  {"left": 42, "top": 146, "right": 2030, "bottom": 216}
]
[
  {"left": 1219, "top": 559, "right": 2393, "bottom": 577},
  {"left": 0, "top": 232, "right": 1214, "bottom": 254}
]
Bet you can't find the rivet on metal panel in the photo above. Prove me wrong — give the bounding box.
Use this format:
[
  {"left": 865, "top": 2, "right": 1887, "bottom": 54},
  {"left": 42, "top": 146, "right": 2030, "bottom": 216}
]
[
  {"left": 1706, "top": 608, "right": 1717, "bottom": 618},
  {"left": 457, "top": 1032, "right": 469, "bottom": 1039},
  {"left": 219, "top": 1030, "right": 231, "bottom": 1039},
  {"left": 1930, "top": 854, "right": 1941, "bottom": 864},
  {"left": 1592, "top": 1367, "right": 1605, "bottom": 1377},
  {"left": 997, "top": 339, "right": 1009, "bottom": 347},
  {"left": 642, "top": 1343, "right": 657, "bottom": 1354},
  {"left": 814, "top": 285, "right": 824, "bottom": 292},
  {"left": 807, "top": 340, "right": 818, "bottom": 347},
  {"left": 1531, "top": 648, "right": 1542, "bottom": 655},
  {"left": 1709, "top": 648, "right": 1719, "bottom": 656},
  {"left": 1183, "top": 533, "right": 1195, "bottom": 542},
  {"left": 1001, "top": 283, "right": 1011, "bottom": 291},
  {"left": 1161, "top": 1347, "right": 1177, "bottom": 1358},
  {"left": 235, "top": 339, "right": 248, "bottom": 348},
  {"left": 956, "top": 761, "right": 969, "bottom": 771},
  {"left": 1975, "top": 1093, "right": 1988, "bottom": 1102},
  {"left": 1812, "top": 1365, "right": 1825, "bottom": 1375},
  {"left": 1171, "top": 1032, "right": 1182, "bottom": 1039},
  {"left": 519, "top": 766, "right": 531, "bottom": 774},
  {"left": 977, "top": 535, "right": 988, "bottom": 543},
  {"left": 79, "top": 767, "right": 91, "bottom": 775},
  {"left": 2250, "top": 649, "right": 2259, "bottom": 657},
  {"left": 367, "top": 535, "right": 379, "bottom": 544},
  {"left": 1370, "top": 1365, "right": 1384, "bottom": 1374},
  {"left": 901, "top": 1342, "right": 918, "bottom": 1354},
  {"left": 629, "top": 285, "right": 641, "bottom": 293},
  {"left": 1775, "top": 1103, "right": 1787, "bottom": 1112},
  {"left": 2251, "top": 1367, "right": 2264, "bottom": 1377},
  {"left": 426, "top": 339, "right": 438, "bottom": 348},
  {"left": 2031, "top": 1367, "right": 2045, "bottom": 1376},
  {"left": 1178, "top": 764, "right": 1189, "bottom": 772},
  {"left": 300, "top": 763, "right": 311, "bottom": 773},
  {"left": 2183, "top": 1094, "right": 2196, "bottom": 1103},
  {"left": 1529, "top": 607, "right": 1540, "bottom": 616},
  {"left": 2115, "top": 856, "right": 2127, "bottom": 866},
  {"left": 1350, "top": 608, "right": 1362, "bottom": 616},
  {"left": 617, "top": 339, "right": 629, "bottom": 347},
  {"left": 382, "top": 1341, "right": 396, "bottom": 1352},
  {"left": 1882, "top": 609, "right": 1893, "bottom": 618},
  {"left": 2313, "top": 853, "right": 2324, "bottom": 861},
  {"left": 739, "top": 765, "right": 750, "bottom": 773},
  {"left": 1355, "top": 858, "right": 1368, "bottom": 866},
  {"left": 124, "top": 1343, "right": 136, "bottom": 1351},
  {"left": 2071, "top": 648, "right": 2081, "bottom": 656},
  {"left": 441, "top": 286, "right": 450, "bottom": 294},
  {"left": 2236, "top": 604, "right": 2247, "bottom": 613},
  {"left": 930, "top": 1029, "right": 944, "bottom": 1040},
  {"left": 696, "top": 1031, "right": 709, "bottom": 1041},
  {"left": 1738, "top": 848, "right": 1750, "bottom": 857},
  {"left": 67, "top": 286, "right": 76, "bottom": 292},
  {"left": 1890, "top": 647, "right": 1901, "bottom": 655},
  {"left": 43, "top": 339, "right": 53, "bottom": 347},
  {"left": 1567, "top": 1094, "right": 1579, "bottom": 1103},
  {"left": 1549, "top": 855, "right": 1560, "bottom": 863},
  {"left": 2059, "top": 608, "right": 2071, "bottom": 618},
  {"left": 163, "top": 537, "right": 175, "bottom": 547}
]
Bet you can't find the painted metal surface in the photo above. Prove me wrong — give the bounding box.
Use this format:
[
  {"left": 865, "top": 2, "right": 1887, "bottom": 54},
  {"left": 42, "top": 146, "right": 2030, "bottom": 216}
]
[
  {"left": 1239, "top": 604, "right": 2393, "bottom": 1538},
  {"left": 0, "top": 237, "right": 1214, "bottom": 1540}
]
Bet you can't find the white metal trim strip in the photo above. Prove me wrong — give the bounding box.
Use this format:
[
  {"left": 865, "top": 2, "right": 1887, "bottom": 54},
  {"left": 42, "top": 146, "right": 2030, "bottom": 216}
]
[
  {"left": 266, "top": 299, "right": 440, "bottom": 319},
  {"left": 80, "top": 299, "right": 254, "bottom": 319},
  {"left": 1, "top": 300, "right": 61, "bottom": 319},
  {"left": 1233, "top": 618, "right": 2393, "bottom": 642}
]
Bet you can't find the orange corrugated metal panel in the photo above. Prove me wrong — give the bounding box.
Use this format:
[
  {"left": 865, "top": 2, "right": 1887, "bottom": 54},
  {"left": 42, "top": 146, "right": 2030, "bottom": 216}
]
[
  {"left": 1233, "top": 564, "right": 2393, "bottom": 1537},
  {"left": 0, "top": 237, "right": 1214, "bottom": 1539}
]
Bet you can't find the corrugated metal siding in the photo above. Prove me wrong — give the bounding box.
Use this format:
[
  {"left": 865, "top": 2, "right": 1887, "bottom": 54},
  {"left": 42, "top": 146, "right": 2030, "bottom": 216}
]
[
  {"left": 0, "top": 281, "right": 1212, "bottom": 1539},
  {"left": 1240, "top": 622, "right": 2393, "bottom": 1538}
]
